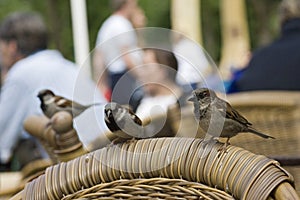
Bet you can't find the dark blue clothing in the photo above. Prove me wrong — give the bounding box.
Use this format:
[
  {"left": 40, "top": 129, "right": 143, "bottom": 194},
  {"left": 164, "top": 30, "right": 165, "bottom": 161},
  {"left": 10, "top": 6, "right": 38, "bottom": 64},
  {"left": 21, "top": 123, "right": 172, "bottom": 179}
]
[
  {"left": 229, "top": 18, "right": 300, "bottom": 93},
  {"left": 109, "top": 70, "right": 143, "bottom": 111}
]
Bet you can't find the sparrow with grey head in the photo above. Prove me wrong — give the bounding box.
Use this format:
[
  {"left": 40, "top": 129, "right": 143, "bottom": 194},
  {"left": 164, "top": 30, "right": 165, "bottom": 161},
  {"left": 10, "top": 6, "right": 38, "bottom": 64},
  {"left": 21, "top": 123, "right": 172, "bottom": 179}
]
[{"left": 188, "top": 88, "right": 275, "bottom": 149}]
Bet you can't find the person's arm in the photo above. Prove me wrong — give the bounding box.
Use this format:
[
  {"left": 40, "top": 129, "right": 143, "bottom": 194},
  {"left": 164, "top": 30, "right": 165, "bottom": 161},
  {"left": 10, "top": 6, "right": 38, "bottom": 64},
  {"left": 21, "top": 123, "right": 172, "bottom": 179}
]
[
  {"left": 121, "top": 46, "right": 145, "bottom": 80},
  {"left": 0, "top": 67, "right": 7, "bottom": 91},
  {"left": 92, "top": 49, "right": 111, "bottom": 100},
  {"left": 122, "top": 47, "right": 137, "bottom": 70},
  {"left": 0, "top": 67, "right": 2, "bottom": 93},
  {"left": 118, "top": 28, "right": 143, "bottom": 78},
  {"left": 0, "top": 79, "right": 30, "bottom": 164}
]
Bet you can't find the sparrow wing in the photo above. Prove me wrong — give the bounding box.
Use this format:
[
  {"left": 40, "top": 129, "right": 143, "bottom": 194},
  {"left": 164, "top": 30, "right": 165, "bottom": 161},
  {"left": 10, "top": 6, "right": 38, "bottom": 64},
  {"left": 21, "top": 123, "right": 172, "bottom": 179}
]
[
  {"left": 104, "top": 107, "right": 121, "bottom": 132},
  {"left": 55, "top": 96, "right": 73, "bottom": 108},
  {"left": 72, "top": 101, "right": 90, "bottom": 110},
  {"left": 55, "top": 95, "right": 87, "bottom": 109},
  {"left": 55, "top": 96, "right": 90, "bottom": 117},
  {"left": 104, "top": 103, "right": 143, "bottom": 133},
  {"left": 127, "top": 108, "right": 143, "bottom": 126},
  {"left": 215, "top": 99, "right": 252, "bottom": 126}
]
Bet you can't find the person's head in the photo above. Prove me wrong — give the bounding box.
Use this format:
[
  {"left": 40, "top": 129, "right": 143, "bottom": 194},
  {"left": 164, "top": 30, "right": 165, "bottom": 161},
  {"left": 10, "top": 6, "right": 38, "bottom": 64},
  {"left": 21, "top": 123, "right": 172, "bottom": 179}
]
[
  {"left": 141, "top": 48, "right": 178, "bottom": 96},
  {"left": 110, "top": 0, "right": 137, "bottom": 18},
  {"left": 0, "top": 12, "right": 48, "bottom": 69},
  {"left": 131, "top": 6, "right": 147, "bottom": 29},
  {"left": 279, "top": 0, "right": 300, "bottom": 25}
]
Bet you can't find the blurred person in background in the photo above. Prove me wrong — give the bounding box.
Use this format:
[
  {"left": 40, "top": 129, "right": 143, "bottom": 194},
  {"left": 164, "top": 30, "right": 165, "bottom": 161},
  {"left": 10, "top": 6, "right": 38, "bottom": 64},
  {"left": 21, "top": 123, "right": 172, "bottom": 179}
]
[
  {"left": 135, "top": 48, "right": 183, "bottom": 120},
  {"left": 228, "top": 0, "right": 300, "bottom": 92},
  {"left": 0, "top": 12, "right": 105, "bottom": 171},
  {"left": 130, "top": 6, "right": 147, "bottom": 47},
  {"left": 0, "top": 61, "right": 2, "bottom": 93},
  {"left": 173, "top": 35, "right": 211, "bottom": 92},
  {"left": 131, "top": 6, "right": 147, "bottom": 29},
  {"left": 93, "top": 0, "right": 143, "bottom": 110}
]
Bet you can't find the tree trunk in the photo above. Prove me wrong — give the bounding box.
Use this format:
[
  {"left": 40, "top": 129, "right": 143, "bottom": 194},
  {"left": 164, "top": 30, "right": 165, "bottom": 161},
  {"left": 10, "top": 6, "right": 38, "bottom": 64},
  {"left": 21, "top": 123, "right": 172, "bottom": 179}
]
[
  {"left": 219, "top": 0, "right": 250, "bottom": 81},
  {"left": 171, "top": 0, "right": 202, "bottom": 44}
]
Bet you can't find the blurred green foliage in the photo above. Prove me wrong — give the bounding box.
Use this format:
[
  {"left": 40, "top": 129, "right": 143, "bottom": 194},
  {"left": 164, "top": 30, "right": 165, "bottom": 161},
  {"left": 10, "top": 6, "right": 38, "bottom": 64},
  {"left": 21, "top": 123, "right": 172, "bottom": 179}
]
[
  {"left": 0, "top": 0, "right": 281, "bottom": 64},
  {"left": 201, "top": 0, "right": 221, "bottom": 61}
]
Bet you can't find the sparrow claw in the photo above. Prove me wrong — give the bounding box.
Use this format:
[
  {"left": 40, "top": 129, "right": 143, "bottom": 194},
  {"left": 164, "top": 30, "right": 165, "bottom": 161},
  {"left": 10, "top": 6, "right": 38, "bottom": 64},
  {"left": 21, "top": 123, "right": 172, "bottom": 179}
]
[
  {"left": 126, "top": 137, "right": 137, "bottom": 143},
  {"left": 111, "top": 137, "right": 132, "bottom": 145},
  {"left": 200, "top": 136, "right": 217, "bottom": 150},
  {"left": 217, "top": 144, "right": 228, "bottom": 154},
  {"left": 107, "top": 142, "right": 115, "bottom": 148},
  {"left": 217, "top": 138, "right": 230, "bottom": 157},
  {"left": 111, "top": 137, "right": 122, "bottom": 145}
]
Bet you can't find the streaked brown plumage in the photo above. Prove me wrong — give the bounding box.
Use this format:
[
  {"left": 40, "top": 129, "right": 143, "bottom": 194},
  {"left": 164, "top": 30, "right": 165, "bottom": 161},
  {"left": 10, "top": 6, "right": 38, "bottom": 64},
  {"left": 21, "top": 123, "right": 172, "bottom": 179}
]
[
  {"left": 188, "top": 88, "right": 275, "bottom": 147},
  {"left": 104, "top": 102, "right": 142, "bottom": 132},
  {"left": 37, "top": 89, "right": 101, "bottom": 118},
  {"left": 104, "top": 102, "right": 143, "bottom": 143}
]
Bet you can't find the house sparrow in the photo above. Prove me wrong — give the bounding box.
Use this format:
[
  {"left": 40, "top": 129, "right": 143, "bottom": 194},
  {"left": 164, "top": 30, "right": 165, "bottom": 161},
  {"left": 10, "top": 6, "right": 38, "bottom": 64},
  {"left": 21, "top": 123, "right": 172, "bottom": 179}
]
[
  {"left": 188, "top": 88, "right": 275, "bottom": 148},
  {"left": 37, "top": 89, "right": 102, "bottom": 118},
  {"left": 104, "top": 102, "right": 143, "bottom": 143}
]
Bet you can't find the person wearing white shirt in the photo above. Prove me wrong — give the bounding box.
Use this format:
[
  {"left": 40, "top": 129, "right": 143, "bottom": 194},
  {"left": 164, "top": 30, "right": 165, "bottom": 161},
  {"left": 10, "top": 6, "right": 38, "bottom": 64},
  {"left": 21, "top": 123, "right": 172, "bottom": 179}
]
[
  {"left": 136, "top": 48, "right": 183, "bottom": 121},
  {"left": 93, "top": 0, "right": 143, "bottom": 109},
  {"left": 174, "top": 37, "right": 210, "bottom": 90},
  {"left": 0, "top": 12, "right": 106, "bottom": 169}
]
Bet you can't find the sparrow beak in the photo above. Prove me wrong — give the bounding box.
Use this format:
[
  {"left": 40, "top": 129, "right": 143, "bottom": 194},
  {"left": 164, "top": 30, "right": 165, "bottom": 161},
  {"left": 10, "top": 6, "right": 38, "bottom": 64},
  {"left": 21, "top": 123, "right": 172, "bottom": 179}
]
[{"left": 187, "top": 96, "right": 196, "bottom": 102}]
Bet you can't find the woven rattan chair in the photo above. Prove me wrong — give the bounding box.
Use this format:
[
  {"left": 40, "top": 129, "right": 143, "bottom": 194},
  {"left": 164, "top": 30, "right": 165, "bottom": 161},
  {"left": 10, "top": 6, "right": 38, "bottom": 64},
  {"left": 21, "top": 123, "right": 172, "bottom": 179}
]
[
  {"left": 10, "top": 136, "right": 298, "bottom": 200},
  {"left": 7, "top": 100, "right": 300, "bottom": 200},
  {"left": 227, "top": 90, "right": 300, "bottom": 195}
]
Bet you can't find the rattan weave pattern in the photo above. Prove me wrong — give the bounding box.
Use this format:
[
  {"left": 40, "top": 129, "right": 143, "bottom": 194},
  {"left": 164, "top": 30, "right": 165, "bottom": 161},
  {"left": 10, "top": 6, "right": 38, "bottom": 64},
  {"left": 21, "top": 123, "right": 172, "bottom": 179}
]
[
  {"left": 227, "top": 91, "right": 300, "bottom": 195},
  {"left": 22, "top": 137, "right": 294, "bottom": 200},
  {"left": 61, "top": 178, "right": 234, "bottom": 200}
]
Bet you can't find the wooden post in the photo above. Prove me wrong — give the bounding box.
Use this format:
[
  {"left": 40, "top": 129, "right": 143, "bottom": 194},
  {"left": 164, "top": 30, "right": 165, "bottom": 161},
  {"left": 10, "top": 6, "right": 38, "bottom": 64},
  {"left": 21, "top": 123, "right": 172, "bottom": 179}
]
[
  {"left": 171, "top": 0, "right": 202, "bottom": 44},
  {"left": 70, "top": 0, "right": 92, "bottom": 77},
  {"left": 219, "top": 0, "right": 250, "bottom": 81}
]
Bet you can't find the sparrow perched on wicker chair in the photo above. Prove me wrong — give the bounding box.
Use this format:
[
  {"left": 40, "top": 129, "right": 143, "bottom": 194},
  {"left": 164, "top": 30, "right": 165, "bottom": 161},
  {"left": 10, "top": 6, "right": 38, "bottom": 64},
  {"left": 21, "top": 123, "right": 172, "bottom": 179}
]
[
  {"left": 188, "top": 88, "right": 275, "bottom": 149},
  {"left": 104, "top": 102, "right": 144, "bottom": 143},
  {"left": 37, "top": 89, "right": 102, "bottom": 118}
]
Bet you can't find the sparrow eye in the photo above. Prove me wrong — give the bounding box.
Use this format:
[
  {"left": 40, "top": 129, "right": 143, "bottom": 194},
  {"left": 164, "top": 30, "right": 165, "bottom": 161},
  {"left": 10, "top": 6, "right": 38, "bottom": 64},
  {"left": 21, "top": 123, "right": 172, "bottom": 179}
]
[{"left": 200, "top": 91, "right": 210, "bottom": 98}]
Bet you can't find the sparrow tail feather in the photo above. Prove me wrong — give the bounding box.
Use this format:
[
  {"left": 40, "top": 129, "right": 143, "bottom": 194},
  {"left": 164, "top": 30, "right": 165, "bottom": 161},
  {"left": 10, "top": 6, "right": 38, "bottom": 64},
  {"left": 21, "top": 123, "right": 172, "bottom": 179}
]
[{"left": 248, "top": 127, "right": 275, "bottom": 139}]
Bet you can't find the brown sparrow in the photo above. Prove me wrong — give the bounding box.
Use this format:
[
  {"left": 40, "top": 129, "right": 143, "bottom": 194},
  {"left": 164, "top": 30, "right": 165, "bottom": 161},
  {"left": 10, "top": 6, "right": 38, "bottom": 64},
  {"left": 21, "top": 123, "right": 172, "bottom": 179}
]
[
  {"left": 188, "top": 88, "right": 275, "bottom": 147},
  {"left": 104, "top": 102, "right": 143, "bottom": 143},
  {"left": 37, "top": 89, "right": 102, "bottom": 118}
]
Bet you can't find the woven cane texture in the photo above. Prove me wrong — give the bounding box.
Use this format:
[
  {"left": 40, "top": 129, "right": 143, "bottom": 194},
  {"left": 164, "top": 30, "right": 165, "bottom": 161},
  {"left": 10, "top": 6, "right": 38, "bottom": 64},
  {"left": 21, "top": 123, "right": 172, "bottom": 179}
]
[
  {"left": 20, "top": 137, "right": 294, "bottom": 200},
  {"left": 227, "top": 91, "right": 300, "bottom": 156},
  {"left": 227, "top": 91, "right": 300, "bottom": 195},
  {"left": 23, "top": 112, "right": 87, "bottom": 163},
  {"left": 61, "top": 178, "right": 234, "bottom": 200}
]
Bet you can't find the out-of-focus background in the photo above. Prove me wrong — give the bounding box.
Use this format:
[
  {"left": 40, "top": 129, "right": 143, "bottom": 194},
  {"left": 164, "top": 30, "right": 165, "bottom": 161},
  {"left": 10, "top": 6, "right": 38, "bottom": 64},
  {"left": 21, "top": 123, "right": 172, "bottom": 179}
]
[
  {"left": 0, "top": 0, "right": 281, "bottom": 64},
  {"left": 1, "top": 1, "right": 300, "bottom": 198}
]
